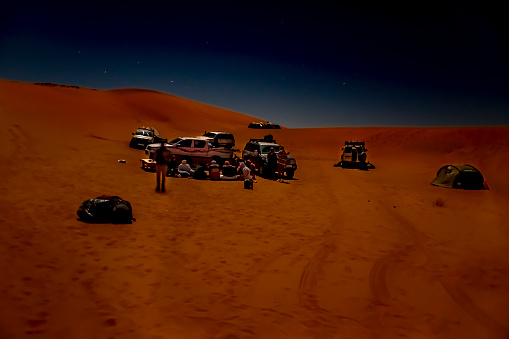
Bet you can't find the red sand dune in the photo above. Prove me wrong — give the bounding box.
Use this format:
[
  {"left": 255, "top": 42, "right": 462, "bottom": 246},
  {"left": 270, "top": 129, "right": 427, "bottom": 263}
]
[{"left": 1, "top": 79, "right": 509, "bottom": 339}]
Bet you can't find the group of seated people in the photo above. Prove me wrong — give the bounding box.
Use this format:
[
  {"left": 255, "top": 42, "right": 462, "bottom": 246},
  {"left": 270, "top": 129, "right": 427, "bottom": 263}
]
[{"left": 167, "top": 158, "right": 257, "bottom": 182}]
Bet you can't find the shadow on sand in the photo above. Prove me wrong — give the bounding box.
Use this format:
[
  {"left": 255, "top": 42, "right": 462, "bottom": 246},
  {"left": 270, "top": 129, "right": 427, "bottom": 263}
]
[{"left": 333, "top": 162, "right": 375, "bottom": 171}]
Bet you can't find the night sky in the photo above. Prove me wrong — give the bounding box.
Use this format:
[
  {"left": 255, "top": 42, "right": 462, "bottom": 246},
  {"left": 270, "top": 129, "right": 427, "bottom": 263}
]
[{"left": 1, "top": 1, "right": 508, "bottom": 127}]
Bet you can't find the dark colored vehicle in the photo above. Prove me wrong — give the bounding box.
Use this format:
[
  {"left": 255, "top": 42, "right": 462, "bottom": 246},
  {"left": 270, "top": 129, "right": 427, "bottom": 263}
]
[
  {"left": 242, "top": 135, "right": 297, "bottom": 179},
  {"left": 248, "top": 121, "right": 281, "bottom": 129}
]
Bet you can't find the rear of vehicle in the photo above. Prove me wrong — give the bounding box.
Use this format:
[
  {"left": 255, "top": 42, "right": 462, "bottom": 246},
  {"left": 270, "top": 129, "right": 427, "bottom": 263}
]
[
  {"left": 339, "top": 142, "right": 367, "bottom": 168},
  {"left": 341, "top": 145, "right": 354, "bottom": 163}
]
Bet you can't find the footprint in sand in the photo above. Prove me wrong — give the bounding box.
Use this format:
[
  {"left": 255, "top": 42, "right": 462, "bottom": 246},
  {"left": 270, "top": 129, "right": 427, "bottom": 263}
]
[{"left": 25, "top": 312, "right": 49, "bottom": 335}]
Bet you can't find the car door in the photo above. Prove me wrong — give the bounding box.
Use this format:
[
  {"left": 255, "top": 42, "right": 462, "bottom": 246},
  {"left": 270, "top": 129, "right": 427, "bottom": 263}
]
[
  {"left": 192, "top": 139, "right": 207, "bottom": 151},
  {"left": 343, "top": 146, "right": 352, "bottom": 162},
  {"left": 176, "top": 138, "right": 193, "bottom": 152}
]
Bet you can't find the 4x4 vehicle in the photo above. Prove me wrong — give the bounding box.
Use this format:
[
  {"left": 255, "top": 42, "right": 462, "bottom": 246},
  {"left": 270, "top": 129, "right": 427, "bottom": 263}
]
[
  {"left": 129, "top": 127, "right": 165, "bottom": 149},
  {"left": 335, "top": 141, "right": 370, "bottom": 168},
  {"left": 242, "top": 135, "right": 297, "bottom": 178},
  {"left": 145, "top": 136, "right": 234, "bottom": 167},
  {"left": 197, "top": 131, "right": 235, "bottom": 148},
  {"left": 248, "top": 121, "right": 281, "bottom": 129}
]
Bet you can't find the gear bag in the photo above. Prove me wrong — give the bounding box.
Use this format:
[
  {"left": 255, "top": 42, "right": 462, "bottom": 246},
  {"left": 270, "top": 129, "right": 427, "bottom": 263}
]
[
  {"left": 77, "top": 195, "right": 135, "bottom": 224},
  {"left": 244, "top": 179, "right": 254, "bottom": 189}
]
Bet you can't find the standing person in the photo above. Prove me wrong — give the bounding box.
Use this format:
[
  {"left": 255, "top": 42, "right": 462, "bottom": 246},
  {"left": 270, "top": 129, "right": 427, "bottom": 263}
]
[
  {"left": 242, "top": 162, "right": 253, "bottom": 189},
  {"left": 252, "top": 149, "right": 261, "bottom": 171},
  {"left": 277, "top": 146, "right": 288, "bottom": 182},
  {"left": 249, "top": 162, "right": 257, "bottom": 183},
  {"left": 267, "top": 147, "right": 278, "bottom": 180},
  {"left": 153, "top": 142, "right": 171, "bottom": 192}
]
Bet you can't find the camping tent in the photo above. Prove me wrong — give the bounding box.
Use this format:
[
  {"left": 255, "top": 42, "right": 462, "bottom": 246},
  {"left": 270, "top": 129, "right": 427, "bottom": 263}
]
[{"left": 431, "top": 164, "right": 487, "bottom": 190}]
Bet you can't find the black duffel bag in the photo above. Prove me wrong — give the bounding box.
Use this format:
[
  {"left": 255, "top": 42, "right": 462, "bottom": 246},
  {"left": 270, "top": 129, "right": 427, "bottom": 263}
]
[{"left": 77, "top": 195, "right": 135, "bottom": 224}]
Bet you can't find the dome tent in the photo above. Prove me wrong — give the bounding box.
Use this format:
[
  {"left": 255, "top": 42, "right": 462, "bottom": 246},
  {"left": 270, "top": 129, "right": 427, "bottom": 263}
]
[{"left": 431, "top": 164, "right": 487, "bottom": 190}]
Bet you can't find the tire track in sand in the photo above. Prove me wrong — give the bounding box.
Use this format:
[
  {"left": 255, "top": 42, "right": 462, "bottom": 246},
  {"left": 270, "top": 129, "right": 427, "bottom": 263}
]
[
  {"left": 296, "top": 162, "right": 344, "bottom": 306},
  {"left": 381, "top": 203, "right": 509, "bottom": 338},
  {"left": 369, "top": 244, "right": 415, "bottom": 305},
  {"left": 298, "top": 242, "right": 336, "bottom": 304},
  {"left": 243, "top": 161, "right": 368, "bottom": 330}
]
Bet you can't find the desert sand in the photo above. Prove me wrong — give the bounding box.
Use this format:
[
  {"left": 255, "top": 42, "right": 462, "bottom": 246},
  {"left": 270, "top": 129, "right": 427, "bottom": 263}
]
[{"left": 1, "top": 79, "right": 509, "bottom": 339}]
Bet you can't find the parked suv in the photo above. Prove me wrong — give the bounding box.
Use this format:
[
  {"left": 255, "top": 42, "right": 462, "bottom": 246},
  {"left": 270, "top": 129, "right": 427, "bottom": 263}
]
[
  {"left": 335, "top": 141, "right": 368, "bottom": 168},
  {"left": 242, "top": 135, "right": 297, "bottom": 178},
  {"left": 129, "top": 127, "right": 165, "bottom": 149},
  {"left": 198, "top": 131, "right": 235, "bottom": 148},
  {"left": 248, "top": 121, "right": 281, "bottom": 129},
  {"left": 145, "top": 137, "right": 234, "bottom": 167}
]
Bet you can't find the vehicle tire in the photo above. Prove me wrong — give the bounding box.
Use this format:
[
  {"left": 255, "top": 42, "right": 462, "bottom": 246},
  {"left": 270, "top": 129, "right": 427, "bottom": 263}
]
[{"left": 285, "top": 169, "right": 294, "bottom": 179}]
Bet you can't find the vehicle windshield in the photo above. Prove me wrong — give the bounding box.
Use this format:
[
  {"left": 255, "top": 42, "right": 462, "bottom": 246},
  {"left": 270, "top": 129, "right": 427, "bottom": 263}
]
[
  {"left": 168, "top": 138, "right": 182, "bottom": 145},
  {"left": 136, "top": 130, "right": 152, "bottom": 137},
  {"left": 260, "top": 145, "right": 280, "bottom": 154}
]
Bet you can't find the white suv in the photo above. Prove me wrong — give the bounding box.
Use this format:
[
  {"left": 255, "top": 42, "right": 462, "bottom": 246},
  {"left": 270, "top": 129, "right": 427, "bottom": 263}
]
[{"left": 336, "top": 141, "right": 368, "bottom": 168}]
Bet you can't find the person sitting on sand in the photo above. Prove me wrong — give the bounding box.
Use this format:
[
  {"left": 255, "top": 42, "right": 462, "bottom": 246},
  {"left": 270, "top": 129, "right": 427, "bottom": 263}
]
[
  {"left": 220, "top": 161, "right": 238, "bottom": 180},
  {"left": 178, "top": 159, "right": 194, "bottom": 178},
  {"left": 231, "top": 154, "right": 241, "bottom": 168},
  {"left": 208, "top": 160, "right": 221, "bottom": 180},
  {"left": 192, "top": 162, "right": 208, "bottom": 180},
  {"left": 167, "top": 155, "right": 178, "bottom": 177}
]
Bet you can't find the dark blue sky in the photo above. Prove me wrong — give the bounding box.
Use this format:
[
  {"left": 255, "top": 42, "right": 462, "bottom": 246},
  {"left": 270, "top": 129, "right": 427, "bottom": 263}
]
[{"left": 1, "top": 1, "right": 508, "bottom": 127}]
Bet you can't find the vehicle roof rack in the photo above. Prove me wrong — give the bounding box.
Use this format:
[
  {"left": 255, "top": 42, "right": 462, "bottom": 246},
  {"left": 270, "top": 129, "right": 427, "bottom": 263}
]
[
  {"left": 137, "top": 126, "right": 159, "bottom": 136},
  {"left": 249, "top": 135, "right": 276, "bottom": 143},
  {"left": 345, "top": 141, "right": 365, "bottom": 146}
]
